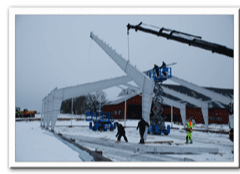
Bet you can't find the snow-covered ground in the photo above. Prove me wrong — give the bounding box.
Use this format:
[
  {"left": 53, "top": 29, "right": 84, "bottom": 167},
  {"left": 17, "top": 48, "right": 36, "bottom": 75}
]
[
  {"left": 16, "top": 114, "right": 234, "bottom": 163},
  {"left": 15, "top": 119, "right": 93, "bottom": 162}
]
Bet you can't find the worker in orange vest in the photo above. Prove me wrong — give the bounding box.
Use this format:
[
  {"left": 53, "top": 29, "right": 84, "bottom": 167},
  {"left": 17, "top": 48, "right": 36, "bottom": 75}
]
[{"left": 186, "top": 116, "right": 193, "bottom": 144}]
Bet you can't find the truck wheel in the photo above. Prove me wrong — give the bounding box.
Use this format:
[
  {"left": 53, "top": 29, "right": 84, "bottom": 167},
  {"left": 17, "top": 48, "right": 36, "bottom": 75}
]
[
  {"left": 164, "top": 133, "right": 169, "bottom": 135},
  {"left": 110, "top": 127, "right": 114, "bottom": 131}
]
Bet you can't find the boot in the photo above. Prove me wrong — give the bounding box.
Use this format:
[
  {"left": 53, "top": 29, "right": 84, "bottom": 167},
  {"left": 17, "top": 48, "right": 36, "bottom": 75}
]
[
  {"left": 186, "top": 136, "right": 188, "bottom": 144},
  {"left": 115, "top": 140, "right": 120, "bottom": 143}
]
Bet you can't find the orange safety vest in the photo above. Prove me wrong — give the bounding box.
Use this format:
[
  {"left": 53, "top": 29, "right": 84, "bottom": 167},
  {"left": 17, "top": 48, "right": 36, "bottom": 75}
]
[{"left": 187, "top": 121, "right": 193, "bottom": 132}]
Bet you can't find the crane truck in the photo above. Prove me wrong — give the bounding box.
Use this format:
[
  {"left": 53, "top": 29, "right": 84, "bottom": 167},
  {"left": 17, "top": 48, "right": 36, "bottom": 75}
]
[{"left": 127, "top": 22, "right": 233, "bottom": 58}]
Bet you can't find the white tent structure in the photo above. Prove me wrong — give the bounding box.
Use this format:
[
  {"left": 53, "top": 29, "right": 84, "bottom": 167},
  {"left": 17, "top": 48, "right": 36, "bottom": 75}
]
[
  {"left": 41, "top": 32, "right": 233, "bottom": 135},
  {"left": 41, "top": 32, "right": 155, "bottom": 141},
  {"left": 41, "top": 75, "right": 132, "bottom": 130}
]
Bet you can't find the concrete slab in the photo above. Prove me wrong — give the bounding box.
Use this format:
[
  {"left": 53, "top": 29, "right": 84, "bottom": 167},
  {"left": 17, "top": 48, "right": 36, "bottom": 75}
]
[
  {"left": 65, "top": 134, "right": 219, "bottom": 155},
  {"left": 135, "top": 146, "right": 219, "bottom": 154}
]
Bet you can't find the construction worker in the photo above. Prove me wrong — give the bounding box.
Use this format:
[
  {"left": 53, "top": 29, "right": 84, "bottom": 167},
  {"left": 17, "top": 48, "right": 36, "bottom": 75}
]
[
  {"left": 115, "top": 122, "right": 128, "bottom": 143},
  {"left": 160, "top": 61, "right": 167, "bottom": 76},
  {"left": 154, "top": 64, "right": 159, "bottom": 76},
  {"left": 137, "top": 118, "right": 150, "bottom": 144},
  {"left": 186, "top": 116, "right": 193, "bottom": 144},
  {"left": 160, "top": 61, "right": 166, "bottom": 69}
]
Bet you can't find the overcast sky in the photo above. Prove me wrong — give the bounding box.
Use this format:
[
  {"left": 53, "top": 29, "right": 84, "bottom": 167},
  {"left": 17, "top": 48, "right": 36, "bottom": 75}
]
[{"left": 15, "top": 14, "right": 234, "bottom": 112}]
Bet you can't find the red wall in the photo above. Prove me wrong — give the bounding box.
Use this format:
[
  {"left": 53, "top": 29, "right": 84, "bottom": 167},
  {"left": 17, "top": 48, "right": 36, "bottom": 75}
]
[
  {"left": 103, "top": 95, "right": 229, "bottom": 124},
  {"left": 127, "top": 95, "right": 142, "bottom": 105},
  {"left": 102, "top": 95, "right": 142, "bottom": 119},
  {"left": 102, "top": 102, "right": 125, "bottom": 119},
  {"left": 163, "top": 106, "right": 229, "bottom": 124}
]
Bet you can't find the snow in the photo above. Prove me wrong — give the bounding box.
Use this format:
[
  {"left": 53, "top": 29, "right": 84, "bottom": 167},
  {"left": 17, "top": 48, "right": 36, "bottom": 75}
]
[
  {"left": 15, "top": 120, "right": 93, "bottom": 162},
  {"left": 16, "top": 114, "right": 234, "bottom": 163}
]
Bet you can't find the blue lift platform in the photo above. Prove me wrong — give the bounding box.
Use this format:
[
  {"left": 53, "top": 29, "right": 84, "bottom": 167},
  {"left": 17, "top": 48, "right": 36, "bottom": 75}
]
[
  {"left": 145, "top": 66, "right": 172, "bottom": 135},
  {"left": 145, "top": 67, "right": 172, "bottom": 82},
  {"left": 85, "top": 111, "right": 116, "bottom": 131}
]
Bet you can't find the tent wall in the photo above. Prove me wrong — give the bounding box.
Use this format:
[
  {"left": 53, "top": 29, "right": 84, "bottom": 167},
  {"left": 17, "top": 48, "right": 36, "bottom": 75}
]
[{"left": 41, "top": 75, "right": 132, "bottom": 130}]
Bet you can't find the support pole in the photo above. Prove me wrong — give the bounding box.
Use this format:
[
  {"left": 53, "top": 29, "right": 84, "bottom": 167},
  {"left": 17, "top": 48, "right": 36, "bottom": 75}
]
[
  {"left": 71, "top": 98, "right": 73, "bottom": 127},
  {"left": 99, "top": 101, "right": 101, "bottom": 112},
  {"left": 124, "top": 95, "right": 126, "bottom": 127},
  {"left": 41, "top": 99, "right": 44, "bottom": 127},
  {"left": 171, "top": 106, "right": 173, "bottom": 128}
]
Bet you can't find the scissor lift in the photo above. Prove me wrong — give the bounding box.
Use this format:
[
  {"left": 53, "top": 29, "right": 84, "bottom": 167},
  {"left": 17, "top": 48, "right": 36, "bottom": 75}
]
[
  {"left": 85, "top": 111, "right": 116, "bottom": 131},
  {"left": 145, "top": 67, "right": 172, "bottom": 135}
]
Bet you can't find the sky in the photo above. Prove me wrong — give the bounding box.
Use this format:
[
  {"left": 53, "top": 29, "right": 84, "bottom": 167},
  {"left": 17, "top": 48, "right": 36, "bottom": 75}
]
[{"left": 15, "top": 14, "right": 234, "bottom": 112}]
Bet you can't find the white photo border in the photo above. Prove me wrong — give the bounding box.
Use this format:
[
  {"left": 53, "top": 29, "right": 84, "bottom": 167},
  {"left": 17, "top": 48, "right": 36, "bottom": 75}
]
[{"left": 9, "top": 7, "right": 239, "bottom": 168}]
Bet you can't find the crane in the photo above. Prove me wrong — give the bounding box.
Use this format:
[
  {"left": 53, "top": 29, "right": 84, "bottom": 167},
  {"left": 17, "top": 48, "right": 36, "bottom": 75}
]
[
  {"left": 127, "top": 22, "right": 233, "bottom": 58},
  {"left": 127, "top": 21, "right": 234, "bottom": 135}
]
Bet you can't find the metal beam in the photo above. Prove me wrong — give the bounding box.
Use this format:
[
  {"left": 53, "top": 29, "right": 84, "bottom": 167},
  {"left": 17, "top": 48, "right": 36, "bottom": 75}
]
[
  {"left": 42, "top": 75, "right": 132, "bottom": 130},
  {"left": 90, "top": 32, "right": 154, "bottom": 133},
  {"left": 170, "top": 75, "right": 233, "bottom": 105}
]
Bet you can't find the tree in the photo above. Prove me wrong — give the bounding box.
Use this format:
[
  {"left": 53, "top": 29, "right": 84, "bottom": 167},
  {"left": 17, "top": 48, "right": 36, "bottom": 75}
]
[
  {"left": 60, "top": 99, "right": 72, "bottom": 114},
  {"left": 60, "top": 91, "right": 109, "bottom": 114},
  {"left": 60, "top": 96, "right": 87, "bottom": 114},
  {"left": 83, "top": 91, "right": 108, "bottom": 112},
  {"left": 73, "top": 96, "right": 87, "bottom": 114}
]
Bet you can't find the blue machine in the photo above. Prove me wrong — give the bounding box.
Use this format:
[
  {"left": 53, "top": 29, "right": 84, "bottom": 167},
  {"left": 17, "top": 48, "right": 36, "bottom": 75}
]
[
  {"left": 85, "top": 111, "right": 116, "bottom": 131},
  {"left": 148, "top": 125, "right": 170, "bottom": 135},
  {"left": 145, "top": 66, "right": 172, "bottom": 136},
  {"left": 145, "top": 67, "right": 172, "bottom": 82}
]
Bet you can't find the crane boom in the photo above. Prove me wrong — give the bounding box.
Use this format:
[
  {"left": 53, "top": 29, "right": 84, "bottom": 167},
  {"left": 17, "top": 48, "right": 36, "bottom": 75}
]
[{"left": 127, "top": 22, "right": 233, "bottom": 58}]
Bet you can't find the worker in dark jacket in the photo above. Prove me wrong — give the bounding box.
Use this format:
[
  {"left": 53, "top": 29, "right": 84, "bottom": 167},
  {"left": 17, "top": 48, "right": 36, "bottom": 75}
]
[
  {"left": 115, "top": 122, "right": 128, "bottom": 143},
  {"left": 137, "top": 118, "right": 150, "bottom": 144},
  {"left": 154, "top": 64, "right": 159, "bottom": 77},
  {"left": 160, "top": 61, "right": 167, "bottom": 76},
  {"left": 160, "top": 61, "right": 166, "bottom": 69}
]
